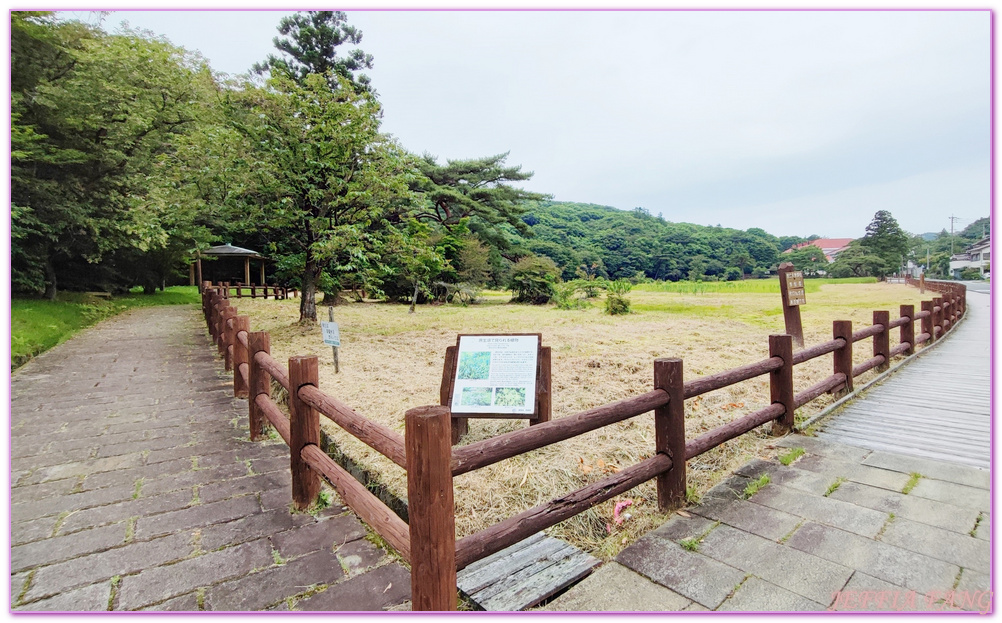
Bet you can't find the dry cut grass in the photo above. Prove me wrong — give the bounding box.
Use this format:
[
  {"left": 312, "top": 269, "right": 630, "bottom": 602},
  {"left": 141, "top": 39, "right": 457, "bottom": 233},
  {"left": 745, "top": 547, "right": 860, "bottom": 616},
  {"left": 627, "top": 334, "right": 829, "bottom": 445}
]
[{"left": 233, "top": 282, "right": 928, "bottom": 559}]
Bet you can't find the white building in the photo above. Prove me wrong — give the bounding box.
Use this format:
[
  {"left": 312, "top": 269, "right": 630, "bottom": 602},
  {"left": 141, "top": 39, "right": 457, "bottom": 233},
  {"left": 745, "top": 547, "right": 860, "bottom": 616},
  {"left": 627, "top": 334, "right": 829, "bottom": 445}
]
[{"left": 949, "top": 236, "right": 990, "bottom": 277}]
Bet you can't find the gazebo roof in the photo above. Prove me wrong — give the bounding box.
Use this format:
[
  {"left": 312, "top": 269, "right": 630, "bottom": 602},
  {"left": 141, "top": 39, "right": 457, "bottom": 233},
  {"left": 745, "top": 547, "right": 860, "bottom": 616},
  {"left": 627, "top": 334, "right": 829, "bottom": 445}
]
[{"left": 201, "top": 243, "right": 264, "bottom": 259}]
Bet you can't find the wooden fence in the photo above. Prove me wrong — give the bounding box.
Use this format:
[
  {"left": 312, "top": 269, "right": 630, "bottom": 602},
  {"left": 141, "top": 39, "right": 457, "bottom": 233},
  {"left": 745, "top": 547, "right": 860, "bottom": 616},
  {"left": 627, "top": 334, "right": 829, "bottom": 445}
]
[
  {"left": 199, "top": 278, "right": 965, "bottom": 611},
  {"left": 200, "top": 279, "right": 294, "bottom": 300}
]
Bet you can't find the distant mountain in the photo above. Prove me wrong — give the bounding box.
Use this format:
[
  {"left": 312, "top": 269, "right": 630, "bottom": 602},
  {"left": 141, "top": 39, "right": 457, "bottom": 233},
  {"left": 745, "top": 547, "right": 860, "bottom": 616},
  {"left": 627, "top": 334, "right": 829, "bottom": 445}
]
[
  {"left": 513, "top": 201, "right": 809, "bottom": 281},
  {"left": 919, "top": 232, "right": 938, "bottom": 241}
]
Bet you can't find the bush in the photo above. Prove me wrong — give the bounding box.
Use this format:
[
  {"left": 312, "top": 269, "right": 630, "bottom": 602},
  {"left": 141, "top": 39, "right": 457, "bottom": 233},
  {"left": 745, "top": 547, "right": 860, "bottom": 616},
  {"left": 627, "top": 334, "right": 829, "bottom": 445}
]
[
  {"left": 509, "top": 255, "right": 559, "bottom": 304},
  {"left": 553, "top": 282, "right": 590, "bottom": 310},
  {"left": 725, "top": 267, "right": 743, "bottom": 281},
  {"left": 604, "top": 279, "right": 632, "bottom": 315},
  {"left": 959, "top": 267, "right": 982, "bottom": 280}
]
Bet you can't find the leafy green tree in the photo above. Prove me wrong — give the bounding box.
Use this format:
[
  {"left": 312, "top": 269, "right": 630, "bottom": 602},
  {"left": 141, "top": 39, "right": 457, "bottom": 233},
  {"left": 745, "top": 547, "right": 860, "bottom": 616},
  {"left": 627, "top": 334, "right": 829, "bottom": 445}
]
[
  {"left": 509, "top": 255, "right": 559, "bottom": 304},
  {"left": 859, "top": 210, "right": 909, "bottom": 279},
  {"left": 12, "top": 14, "right": 218, "bottom": 296},
  {"left": 222, "top": 72, "right": 406, "bottom": 322},
  {"left": 827, "top": 241, "right": 887, "bottom": 278},
  {"left": 786, "top": 245, "right": 828, "bottom": 277},
  {"left": 408, "top": 152, "right": 550, "bottom": 253},
  {"left": 253, "top": 11, "right": 373, "bottom": 93}
]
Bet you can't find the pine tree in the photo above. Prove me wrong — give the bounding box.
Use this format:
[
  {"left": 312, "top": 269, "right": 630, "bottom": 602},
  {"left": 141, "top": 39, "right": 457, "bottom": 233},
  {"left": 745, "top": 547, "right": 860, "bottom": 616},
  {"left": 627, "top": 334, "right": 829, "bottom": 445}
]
[
  {"left": 253, "top": 11, "right": 373, "bottom": 93},
  {"left": 860, "top": 210, "right": 909, "bottom": 278}
]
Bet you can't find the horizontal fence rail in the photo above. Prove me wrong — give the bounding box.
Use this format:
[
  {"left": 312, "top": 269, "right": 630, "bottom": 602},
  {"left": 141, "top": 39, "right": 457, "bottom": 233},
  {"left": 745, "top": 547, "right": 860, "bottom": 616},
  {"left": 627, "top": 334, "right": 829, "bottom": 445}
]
[{"left": 198, "top": 277, "right": 965, "bottom": 611}]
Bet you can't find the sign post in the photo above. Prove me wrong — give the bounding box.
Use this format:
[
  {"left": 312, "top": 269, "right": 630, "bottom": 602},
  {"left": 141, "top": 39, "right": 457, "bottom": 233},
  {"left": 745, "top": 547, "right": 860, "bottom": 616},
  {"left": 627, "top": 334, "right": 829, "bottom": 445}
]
[
  {"left": 777, "top": 262, "right": 805, "bottom": 347},
  {"left": 321, "top": 307, "right": 340, "bottom": 373}
]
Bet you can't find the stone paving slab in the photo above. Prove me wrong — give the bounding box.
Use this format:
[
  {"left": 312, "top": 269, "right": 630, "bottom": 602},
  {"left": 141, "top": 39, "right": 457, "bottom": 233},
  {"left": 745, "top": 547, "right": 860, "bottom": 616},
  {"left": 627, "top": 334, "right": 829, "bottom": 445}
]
[
  {"left": 10, "top": 307, "right": 411, "bottom": 612},
  {"left": 537, "top": 562, "right": 693, "bottom": 611},
  {"left": 717, "top": 576, "right": 827, "bottom": 612},
  {"left": 547, "top": 433, "right": 991, "bottom": 613},
  {"left": 828, "top": 480, "right": 981, "bottom": 535},
  {"left": 786, "top": 522, "right": 960, "bottom": 595}
]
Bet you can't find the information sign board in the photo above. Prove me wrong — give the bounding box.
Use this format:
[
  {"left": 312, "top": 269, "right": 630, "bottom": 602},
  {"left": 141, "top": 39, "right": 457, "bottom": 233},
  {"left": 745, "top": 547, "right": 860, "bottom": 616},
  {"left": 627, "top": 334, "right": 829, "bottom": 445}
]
[
  {"left": 449, "top": 334, "right": 539, "bottom": 415},
  {"left": 785, "top": 271, "right": 807, "bottom": 306},
  {"left": 320, "top": 321, "right": 341, "bottom": 347}
]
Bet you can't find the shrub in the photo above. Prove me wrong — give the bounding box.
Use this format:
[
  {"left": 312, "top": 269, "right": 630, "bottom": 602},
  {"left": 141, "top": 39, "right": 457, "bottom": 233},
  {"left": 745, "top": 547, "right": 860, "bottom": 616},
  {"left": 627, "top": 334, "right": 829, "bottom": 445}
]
[
  {"left": 725, "top": 267, "right": 743, "bottom": 281},
  {"left": 509, "top": 255, "right": 559, "bottom": 304},
  {"left": 553, "top": 282, "right": 590, "bottom": 310},
  {"left": 604, "top": 279, "right": 632, "bottom": 315}
]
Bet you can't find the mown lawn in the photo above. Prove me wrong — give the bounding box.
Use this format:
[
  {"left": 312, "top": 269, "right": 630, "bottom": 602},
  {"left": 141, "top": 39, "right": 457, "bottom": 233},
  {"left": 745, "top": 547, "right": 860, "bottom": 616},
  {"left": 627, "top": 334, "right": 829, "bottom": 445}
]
[{"left": 11, "top": 286, "right": 200, "bottom": 369}]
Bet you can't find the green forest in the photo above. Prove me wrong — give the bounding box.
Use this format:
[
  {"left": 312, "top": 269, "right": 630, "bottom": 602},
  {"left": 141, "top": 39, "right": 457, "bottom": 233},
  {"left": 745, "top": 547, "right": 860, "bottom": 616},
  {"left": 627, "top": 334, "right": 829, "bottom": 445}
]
[{"left": 11, "top": 11, "right": 989, "bottom": 324}]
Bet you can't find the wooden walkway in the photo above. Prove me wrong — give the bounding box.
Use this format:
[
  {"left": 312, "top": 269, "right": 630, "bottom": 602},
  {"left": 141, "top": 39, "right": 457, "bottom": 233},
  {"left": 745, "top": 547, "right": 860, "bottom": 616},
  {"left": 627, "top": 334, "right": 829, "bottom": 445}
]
[{"left": 816, "top": 289, "right": 990, "bottom": 469}]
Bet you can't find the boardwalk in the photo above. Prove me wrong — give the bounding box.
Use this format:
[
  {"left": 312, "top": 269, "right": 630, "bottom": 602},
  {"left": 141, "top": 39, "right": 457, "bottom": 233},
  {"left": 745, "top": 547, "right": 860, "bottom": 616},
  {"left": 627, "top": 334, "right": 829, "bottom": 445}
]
[
  {"left": 10, "top": 307, "right": 410, "bottom": 611},
  {"left": 816, "top": 289, "right": 990, "bottom": 468}
]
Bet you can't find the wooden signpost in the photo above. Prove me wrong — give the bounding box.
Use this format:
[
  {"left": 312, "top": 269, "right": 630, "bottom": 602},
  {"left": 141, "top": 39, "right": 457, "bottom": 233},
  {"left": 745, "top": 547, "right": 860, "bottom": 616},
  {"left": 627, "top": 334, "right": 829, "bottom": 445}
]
[
  {"left": 321, "top": 307, "right": 340, "bottom": 373},
  {"left": 777, "top": 262, "right": 805, "bottom": 347},
  {"left": 440, "top": 334, "right": 551, "bottom": 445}
]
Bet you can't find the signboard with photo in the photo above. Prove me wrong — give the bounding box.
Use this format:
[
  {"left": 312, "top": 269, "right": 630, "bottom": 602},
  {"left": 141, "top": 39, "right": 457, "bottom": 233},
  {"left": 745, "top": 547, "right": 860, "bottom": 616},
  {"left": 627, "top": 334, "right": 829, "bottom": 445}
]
[{"left": 448, "top": 334, "right": 541, "bottom": 416}]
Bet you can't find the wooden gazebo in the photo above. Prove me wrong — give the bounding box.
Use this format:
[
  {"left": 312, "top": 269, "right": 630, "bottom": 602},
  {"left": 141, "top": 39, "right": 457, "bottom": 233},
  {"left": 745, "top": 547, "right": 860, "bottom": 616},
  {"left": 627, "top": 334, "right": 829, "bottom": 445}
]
[{"left": 190, "top": 244, "right": 266, "bottom": 289}]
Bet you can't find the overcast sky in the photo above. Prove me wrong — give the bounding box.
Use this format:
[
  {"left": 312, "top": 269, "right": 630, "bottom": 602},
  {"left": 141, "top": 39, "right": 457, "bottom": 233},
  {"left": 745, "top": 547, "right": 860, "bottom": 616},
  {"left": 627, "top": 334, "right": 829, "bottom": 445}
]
[{"left": 84, "top": 9, "right": 989, "bottom": 239}]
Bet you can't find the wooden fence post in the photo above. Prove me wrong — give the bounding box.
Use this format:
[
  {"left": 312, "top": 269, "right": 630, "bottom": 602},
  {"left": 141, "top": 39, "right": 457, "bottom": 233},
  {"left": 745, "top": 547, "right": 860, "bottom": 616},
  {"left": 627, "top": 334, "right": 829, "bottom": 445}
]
[
  {"left": 440, "top": 346, "right": 467, "bottom": 445},
  {"left": 769, "top": 335, "right": 795, "bottom": 435},
  {"left": 654, "top": 358, "right": 685, "bottom": 511},
  {"left": 236, "top": 282, "right": 243, "bottom": 299},
  {"left": 873, "top": 311, "right": 890, "bottom": 372},
  {"left": 232, "top": 316, "right": 250, "bottom": 398},
  {"left": 530, "top": 346, "right": 552, "bottom": 427},
  {"left": 833, "top": 320, "right": 853, "bottom": 397},
  {"left": 900, "top": 305, "right": 915, "bottom": 356},
  {"left": 251, "top": 284, "right": 257, "bottom": 299},
  {"left": 289, "top": 356, "right": 321, "bottom": 511},
  {"left": 405, "top": 405, "right": 457, "bottom": 611},
  {"left": 222, "top": 307, "right": 237, "bottom": 372},
  {"left": 933, "top": 297, "right": 943, "bottom": 339},
  {"left": 215, "top": 299, "right": 229, "bottom": 355},
  {"left": 921, "top": 300, "right": 934, "bottom": 344},
  {"left": 207, "top": 292, "right": 219, "bottom": 341},
  {"left": 247, "top": 332, "right": 271, "bottom": 441}
]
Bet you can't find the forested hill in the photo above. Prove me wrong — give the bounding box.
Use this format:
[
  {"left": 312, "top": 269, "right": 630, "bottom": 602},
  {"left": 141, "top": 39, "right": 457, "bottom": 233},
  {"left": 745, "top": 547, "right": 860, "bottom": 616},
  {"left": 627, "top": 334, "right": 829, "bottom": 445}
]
[{"left": 513, "top": 201, "right": 807, "bottom": 282}]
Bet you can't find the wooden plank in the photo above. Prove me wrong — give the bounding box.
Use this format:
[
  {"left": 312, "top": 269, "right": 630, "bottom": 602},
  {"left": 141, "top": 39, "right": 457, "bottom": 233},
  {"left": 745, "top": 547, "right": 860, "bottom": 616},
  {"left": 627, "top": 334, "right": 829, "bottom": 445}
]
[
  {"left": 477, "top": 553, "right": 598, "bottom": 611},
  {"left": 456, "top": 533, "right": 600, "bottom": 611},
  {"left": 458, "top": 535, "right": 567, "bottom": 593}
]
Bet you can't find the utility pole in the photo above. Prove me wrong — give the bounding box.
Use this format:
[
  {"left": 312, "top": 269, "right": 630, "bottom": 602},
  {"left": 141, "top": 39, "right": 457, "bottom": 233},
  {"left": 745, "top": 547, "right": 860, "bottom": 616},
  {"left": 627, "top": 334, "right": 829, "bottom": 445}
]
[{"left": 949, "top": 215, "right": 962, "bottom": 255}]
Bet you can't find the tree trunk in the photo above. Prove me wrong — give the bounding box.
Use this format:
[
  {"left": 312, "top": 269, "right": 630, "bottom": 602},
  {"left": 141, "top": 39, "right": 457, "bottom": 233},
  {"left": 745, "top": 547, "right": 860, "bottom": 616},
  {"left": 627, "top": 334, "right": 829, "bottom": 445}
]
[
  {"left": 43, "top": 257, "right": 57, "bottom": 301},
  {"left": 300, "top": 262, "right": 319, "bottom": 323},
  {"left": 409, "top": 280, "right": 419, "bottom": 314}
]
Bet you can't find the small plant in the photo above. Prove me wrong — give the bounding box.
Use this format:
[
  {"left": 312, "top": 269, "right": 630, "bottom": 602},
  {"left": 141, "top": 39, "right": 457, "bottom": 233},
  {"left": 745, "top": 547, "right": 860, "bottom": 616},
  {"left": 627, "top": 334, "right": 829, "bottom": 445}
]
[
  {"left": 824, "top": 477, "right": 847, "bottom": 497},
  {"left": 272, "top": 548, "right": 287, "bottom": 566},
  {"left": 902, "top": 472, "right": 922, "bottom": 494},
  {"left": 315, "top": 489, "right": 333, "bottom": 510},
  {"left": 778, "top": 447, "right": 805, "bottom": 466},
  {"left": 552, "top": 282, "right": 590, "bottom": 310},
  {"left": 679, "top": 538, "right": 700, "bottom": 552},
  {"left": 685, "top": 485, "right": 701, "bottom": 505},
  {"left": 970, "top": 513, "right": 984, "bottom": 537},
  {"left": 604, "top": 279, "right": 632, "bottom": 315},
  {"left": 743, "top": 474, "right": 770, "bottom": 499}
]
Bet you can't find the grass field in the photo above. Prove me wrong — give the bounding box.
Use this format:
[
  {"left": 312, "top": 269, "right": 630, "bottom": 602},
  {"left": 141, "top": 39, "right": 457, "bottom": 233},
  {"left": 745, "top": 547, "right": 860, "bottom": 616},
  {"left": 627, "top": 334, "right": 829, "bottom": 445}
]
[
  {"left": 11, "top": 286, "right": 200, "bottom": 369},
  {"left": 226, "top": 280, "right": 928, "bottom": 559}
]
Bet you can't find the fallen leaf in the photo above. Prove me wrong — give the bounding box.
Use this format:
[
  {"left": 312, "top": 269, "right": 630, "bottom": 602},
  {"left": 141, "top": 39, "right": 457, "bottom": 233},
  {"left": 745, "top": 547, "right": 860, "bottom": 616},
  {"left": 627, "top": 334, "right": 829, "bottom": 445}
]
[{"left": 677, "top": 510, "right": 691, "bottom": 518}]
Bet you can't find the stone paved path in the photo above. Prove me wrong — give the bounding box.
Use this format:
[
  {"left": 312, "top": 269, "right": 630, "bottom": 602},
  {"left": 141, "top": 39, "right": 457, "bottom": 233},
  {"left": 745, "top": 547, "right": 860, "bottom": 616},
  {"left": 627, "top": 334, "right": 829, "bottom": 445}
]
[
  {"left": 10, "top": 306, "right": 411, "bottom": 611},
  {"left": 544, "top": 435, "right": 991, "bottom": 613}
]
